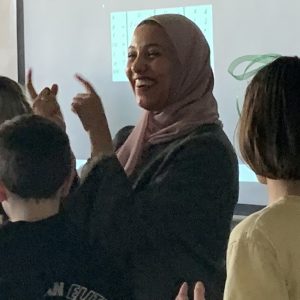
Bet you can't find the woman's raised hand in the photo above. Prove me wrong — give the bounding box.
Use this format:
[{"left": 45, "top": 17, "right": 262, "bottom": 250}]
[
  {"left": 72, "top": 74, "right": 106, "bottom": 132},
  {"left": 72, "top": 74, "right": 113, "bottom": 157}
]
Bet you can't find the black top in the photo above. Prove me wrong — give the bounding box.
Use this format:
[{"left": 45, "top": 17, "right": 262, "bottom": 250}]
[
  {"left": 0, "top": 193, "right": 130, "bottom": 299},
  {"left": 69, "top": 123, "right": 239, "bottom": 300}
]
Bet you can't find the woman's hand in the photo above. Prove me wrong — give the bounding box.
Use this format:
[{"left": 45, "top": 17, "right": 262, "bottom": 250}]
[
  {"left": 26, "top": 69, "right": 66, "bottom": 130},
  {"left": 175, "top": 282, "right": 206, "bottom": 300},
  {"left": 72, "top": 74, "right": 105, "bottom": 132},
  {"left": 72, "top": 74, "right": 113, "bottom": 157}
]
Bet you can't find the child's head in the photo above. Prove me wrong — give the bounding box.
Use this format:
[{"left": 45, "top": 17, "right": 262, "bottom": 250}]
[
  {"left": 0, "top": 76, "right": 32, "bottom": 124},
  {"left": 0, "top": 114, "right": 72, "bottom": 204},
  {"left": 239, "top": 56, "right": 300, "bottom": 180}
]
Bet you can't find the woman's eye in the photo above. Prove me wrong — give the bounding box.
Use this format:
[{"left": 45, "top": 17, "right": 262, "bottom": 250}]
[
  {"left": 127, "top": 52, "right": 136, "bottom": 59},
  {"left": 148, "top": 52, "right": 160, "bottom": 58}
]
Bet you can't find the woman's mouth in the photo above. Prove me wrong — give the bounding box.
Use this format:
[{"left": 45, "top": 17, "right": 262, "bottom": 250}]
[{"left": 135, "top": 78, "right": 155, "bottom": 89}]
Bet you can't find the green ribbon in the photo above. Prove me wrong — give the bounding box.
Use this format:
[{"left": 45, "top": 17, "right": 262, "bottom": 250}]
[
  {"left": 228, "top": 54, "right": 281, "bottom": 116},
  {"left": 228, "top": 54, "right": 281, "bottom": 81}
]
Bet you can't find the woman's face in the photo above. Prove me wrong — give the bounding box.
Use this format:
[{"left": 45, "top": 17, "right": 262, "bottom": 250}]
[{"left": 126, "top": 24, "right": 176, "bottom": 112}]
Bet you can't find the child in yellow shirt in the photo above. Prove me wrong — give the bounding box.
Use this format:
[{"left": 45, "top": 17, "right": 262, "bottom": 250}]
[
  {"left": 224, "top": 56, "right": 300, "bottom": 300},
  {"left": 177, "top": 56, "right": 300, "bottom": 300}
]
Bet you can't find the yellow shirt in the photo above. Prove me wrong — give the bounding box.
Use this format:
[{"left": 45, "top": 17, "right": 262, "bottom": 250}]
[{"left": 224, "top": 195, "right": 300, "bottom": 300}]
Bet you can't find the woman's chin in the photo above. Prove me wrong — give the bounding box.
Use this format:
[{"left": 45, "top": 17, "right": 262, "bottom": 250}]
[
  {"left": 136, "top": 97, "right": 152, "bottom": 111},
  {"left": 136, "top": 97, "right": 167, "bottom": 112}
]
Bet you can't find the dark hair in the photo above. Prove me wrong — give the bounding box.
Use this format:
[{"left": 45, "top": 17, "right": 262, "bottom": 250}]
[
  {"left": 0, "top": 115, "right": 72, "bottom": 199},
  {"left": 0, "top": 76, "right": 32, "bottom": 125},
  {"left": 239, "top": 56, "right": 300, "bottom": 179}
]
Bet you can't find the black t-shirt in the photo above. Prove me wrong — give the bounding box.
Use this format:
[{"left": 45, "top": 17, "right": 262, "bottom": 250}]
[{"left": 0, "top": 213, "right": 129, "bottom": 299}]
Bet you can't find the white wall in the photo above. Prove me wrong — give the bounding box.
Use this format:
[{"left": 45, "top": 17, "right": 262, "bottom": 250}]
[
  {"left": 0, "top": 0, "right": 18, "bottom": 80},
  {"left": 23, "top": 0, "right": 300, "bottom": 205}
]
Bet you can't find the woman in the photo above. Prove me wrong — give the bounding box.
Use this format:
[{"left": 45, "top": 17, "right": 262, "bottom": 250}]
[{"left": 71, "top": 14, "right": 238, "bottom": 300}]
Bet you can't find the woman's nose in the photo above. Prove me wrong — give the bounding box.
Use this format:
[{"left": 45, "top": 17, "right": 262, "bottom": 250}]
[{"left": 131, "top": 55, "right": 147, "bottom": 74}]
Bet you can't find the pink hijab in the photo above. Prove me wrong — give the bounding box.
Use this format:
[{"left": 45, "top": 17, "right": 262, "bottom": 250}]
[{"left": 117, "top": 14, "right": 220, "bottom": 175}]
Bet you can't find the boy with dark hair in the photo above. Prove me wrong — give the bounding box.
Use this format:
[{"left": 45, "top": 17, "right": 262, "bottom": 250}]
[{"left": 0, "top": 114, "right": 129, "bottom": 299}]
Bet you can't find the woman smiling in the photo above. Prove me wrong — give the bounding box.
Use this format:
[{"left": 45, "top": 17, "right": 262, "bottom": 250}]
[{"left": 70, "top": 14, "right": 238, "bottom": 300}]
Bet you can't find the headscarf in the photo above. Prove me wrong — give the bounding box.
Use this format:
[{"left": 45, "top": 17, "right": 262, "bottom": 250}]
[{"left": 117, "top": 14, "right": 220, "bottom": 175}]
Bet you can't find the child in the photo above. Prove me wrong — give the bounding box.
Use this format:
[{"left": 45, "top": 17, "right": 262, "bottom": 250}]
[
  {"left": 0, "top": 76, "right": 79, "bottom": 223},
  {"left": 0, "top": 114, "right": 129, "bottom": 299},
  {"left": 224, "top": 56, "right": 300, "bottom": 299}
]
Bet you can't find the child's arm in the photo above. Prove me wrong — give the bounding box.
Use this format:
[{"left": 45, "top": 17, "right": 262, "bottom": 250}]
[{"left": 26, "top": 69, "right": 66, "bottom": 131}]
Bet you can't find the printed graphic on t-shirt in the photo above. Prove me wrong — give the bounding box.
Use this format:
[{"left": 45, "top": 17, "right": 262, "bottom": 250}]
[{"left": 45, "top": 282, "right": 107, "bottom": 300}]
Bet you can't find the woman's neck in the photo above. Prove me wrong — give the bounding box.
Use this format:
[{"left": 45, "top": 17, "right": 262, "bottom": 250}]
[{"left": 267, "top": 179, "right": 300, "bottom": 205}]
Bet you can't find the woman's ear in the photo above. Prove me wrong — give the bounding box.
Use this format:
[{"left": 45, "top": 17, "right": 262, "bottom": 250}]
[
  {"left": 256, "top": 175, "right": 267, "bottom": 185},
  {"left": 0, "top": 184, "right": 8, "bottom": 202}
]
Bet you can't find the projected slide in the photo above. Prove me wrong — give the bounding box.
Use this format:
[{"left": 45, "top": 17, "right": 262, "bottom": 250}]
[{"left": 111, "top": 5, "right": 214, "bottom": 82}]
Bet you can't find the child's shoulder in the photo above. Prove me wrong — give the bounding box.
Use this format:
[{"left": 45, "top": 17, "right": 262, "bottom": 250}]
[
  {"left": 230, "top": 196, "right": 300, "bottom": 246},
  {"left": 230, "top": 210, "right": 265, "bottom": 242}
]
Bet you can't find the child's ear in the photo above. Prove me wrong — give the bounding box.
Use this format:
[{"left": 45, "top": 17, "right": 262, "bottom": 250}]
[
  {"left": 0, "top": 184, "right": 8, "bottom": 202},
  {"left": 61, "top": 169, "right": 76, "bottom": 198},
  {"left": 256, "top": 175, "right": 267, "bottom": 185}
]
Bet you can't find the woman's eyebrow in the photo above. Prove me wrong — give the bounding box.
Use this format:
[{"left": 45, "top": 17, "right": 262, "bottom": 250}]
[
  {"left": 144, "top": 43, "right": 161, "bottom": 48},
  {"left": 128, "top": 43, "right": 162, "bottom": 50}
]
